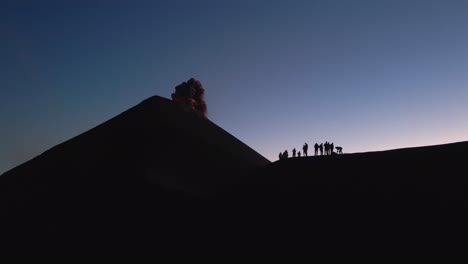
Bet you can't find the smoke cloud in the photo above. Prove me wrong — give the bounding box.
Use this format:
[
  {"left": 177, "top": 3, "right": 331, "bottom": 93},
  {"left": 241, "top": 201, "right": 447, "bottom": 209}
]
[{"left": 171, "top": 78, "right": 207, "bottom": 116}]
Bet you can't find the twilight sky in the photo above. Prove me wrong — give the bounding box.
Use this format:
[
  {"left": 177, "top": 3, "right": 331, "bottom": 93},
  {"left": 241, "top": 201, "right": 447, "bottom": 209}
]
[{"left": 2, "top": 0, "right": 468, "bottom": 174}]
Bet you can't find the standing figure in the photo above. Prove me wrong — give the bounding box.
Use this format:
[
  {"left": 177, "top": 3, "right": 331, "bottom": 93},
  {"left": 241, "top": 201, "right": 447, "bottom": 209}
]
[
  {"left": 298, "top": 151, "right": 301, "bottom": 157},
  {"left": 314, "top": 143, "right": 319, "bottom": 156},
  {"left": 303, "top": 143, "right": 308, "bottom": 157},
  {"left": 330, "top": 143, "right": 334, "bottom": 155},
  {"left": 279, "top": 152, "right": 283, "bottom": 160},
  {"left": 292, "top": 148, "right": 296, "bottom": 157},
  {"left": 319, "top": 143, "right": 324, "bottom": 155}
]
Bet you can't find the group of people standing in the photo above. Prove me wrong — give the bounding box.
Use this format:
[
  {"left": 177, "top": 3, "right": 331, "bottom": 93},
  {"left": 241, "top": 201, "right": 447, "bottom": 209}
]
[
  {"left": 313, "top": 142, "right": 342, "bottom": 156},
  {"left": 278, "top": 142, "right": 343, "bottom": 160}
]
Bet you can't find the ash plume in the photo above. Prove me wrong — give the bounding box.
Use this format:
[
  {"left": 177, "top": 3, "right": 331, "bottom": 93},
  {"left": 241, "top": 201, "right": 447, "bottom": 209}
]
[{"left": 171, "top": 78, "right": 207, "bottom": 116}]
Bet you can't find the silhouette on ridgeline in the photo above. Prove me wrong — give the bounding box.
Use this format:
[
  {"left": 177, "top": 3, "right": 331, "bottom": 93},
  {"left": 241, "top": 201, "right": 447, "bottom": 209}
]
[
  {"left": 279, "top": 142, "right": 344, "bottom": 160},
  {"left": 336, "top": 146, "right": 343, "bottom": 154}
]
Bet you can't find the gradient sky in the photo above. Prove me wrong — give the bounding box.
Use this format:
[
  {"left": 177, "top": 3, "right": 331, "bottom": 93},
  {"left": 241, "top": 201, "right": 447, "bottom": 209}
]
[{"left": 2, "top": 0, "right": 468, "bottom": 174}]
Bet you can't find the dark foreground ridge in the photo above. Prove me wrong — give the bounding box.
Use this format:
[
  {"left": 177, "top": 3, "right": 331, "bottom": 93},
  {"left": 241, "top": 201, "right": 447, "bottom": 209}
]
[{"left": 1, "top": 96, "right": 468, "bottom": 255}]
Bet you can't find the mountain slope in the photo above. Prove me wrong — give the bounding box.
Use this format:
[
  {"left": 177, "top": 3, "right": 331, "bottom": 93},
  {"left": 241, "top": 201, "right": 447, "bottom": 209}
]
[
  {"left": 233, "top": 141, "right": 468, "bottom": 255},
  {"left": 2, "top": 96, "right": 468, "bottom": 255},
  {"left": 0, "top": 96, "right": 270, "bottom": 195},
  {"left": 252, "top": 141, "right": 468, "bottom": 200},
  {"left": 0, "top": 96, "right": 270, "bottom": 255}
]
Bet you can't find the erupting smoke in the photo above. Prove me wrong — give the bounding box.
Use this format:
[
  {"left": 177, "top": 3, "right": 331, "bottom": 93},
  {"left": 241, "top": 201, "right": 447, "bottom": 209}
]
[{"left": 171, "top": 78, "right": 207, "bottom": 116}]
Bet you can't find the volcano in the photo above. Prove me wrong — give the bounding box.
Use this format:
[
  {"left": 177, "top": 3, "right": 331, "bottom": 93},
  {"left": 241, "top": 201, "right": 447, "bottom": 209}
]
[
  {"left": 0, "top": 96, "right": 269, "bottom": 194},
  {"left": 0, "top": 96, "right": 269, "bottom": 254},
  {"left": 1, "top": 96, "right": 468, "bottom": 255}
]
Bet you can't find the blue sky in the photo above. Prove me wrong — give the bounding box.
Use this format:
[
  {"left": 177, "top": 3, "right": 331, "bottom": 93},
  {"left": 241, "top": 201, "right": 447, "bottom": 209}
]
[{"left": 2, "top": 0, "right": 468, "bottom": 174}]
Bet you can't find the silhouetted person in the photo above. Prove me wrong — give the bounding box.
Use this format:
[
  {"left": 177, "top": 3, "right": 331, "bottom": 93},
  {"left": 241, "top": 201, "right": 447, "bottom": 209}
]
[
  {"left": 283, "top": 150, "right": 289, "bottom": 159},
  {"left": 298, "top": 151, "right": 301, "bottom": 157},
  {"left": 279, "top": 152, "right": 283, "bottom": 160},
  {"left": 303, "top": 143, "right": 308, "bottom": 156},
  {"left": 336, "top": 146, "right": 343, "bottom": 154},
  {"left": 292, "top": 148, "right": 296, "bottom": 157},
  {"left": 324, "top": 142, "right": 329, "bottom": 155},
  {"left": 330, "top": 143, "right": 334, "bottom": 155},
  {"left": 314, "top": 143, "right": 319, "bottom": 156},
  {"left": 319, "top": 143, "right": 323, "bottom": 155}
]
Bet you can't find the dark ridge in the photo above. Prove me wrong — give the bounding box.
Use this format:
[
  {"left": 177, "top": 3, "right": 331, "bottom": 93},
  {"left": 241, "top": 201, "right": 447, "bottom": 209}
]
[
  {"left": 0, "top": 96, "right": 269, "bottom": 194},
  {"left": 229, "top": 141, "right": 468, "bottom": 255},
  {"left": 1, "top": 96, "right": 468, "bottom": 255},
  {"left": 0, "top": 96, "right": 270, "bottom": 255}
]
